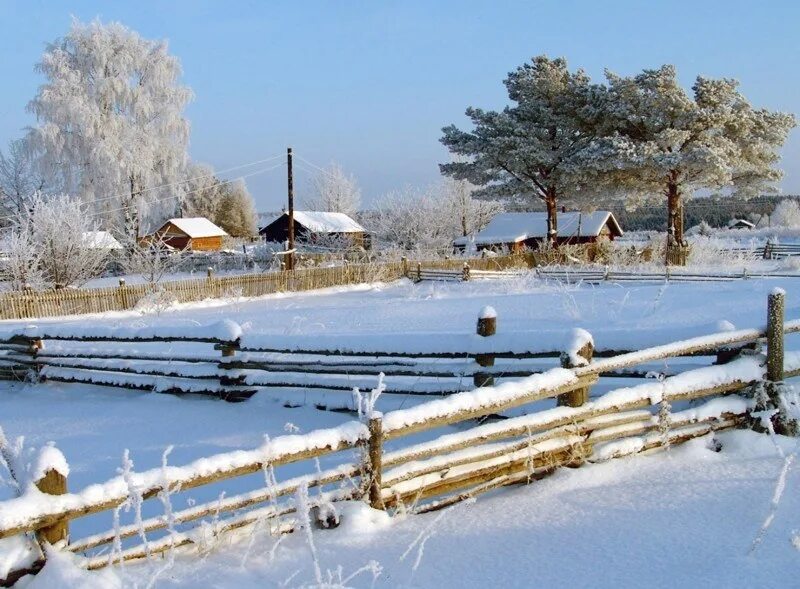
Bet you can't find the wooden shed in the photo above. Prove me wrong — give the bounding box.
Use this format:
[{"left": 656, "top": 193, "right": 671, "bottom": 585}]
[
  {"left": 145, "top": 218, "right": 228, "bottom": 252},
  {"left": 453, "top": 211, "right": 623, "bottom": 253},
  {"left": 259, "top": 211, "right": 370, "bottom": 250}
]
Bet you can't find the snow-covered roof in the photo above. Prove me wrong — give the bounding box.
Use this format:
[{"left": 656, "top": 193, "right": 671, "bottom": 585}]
[
  {"left": 456, "top": 211, "right": 622, "bottom": 246},
  {"left": 162, "top": 217, "right": 228, "bottom": 238},
  {"left": 264, "top": 211, "right": 365, "bottom": 234},
  {"left": 727, "top": 219, "right": 755, "bottom": 229},
  {"left": 82, "top": 231, "right": 123, "bottom": 250}
]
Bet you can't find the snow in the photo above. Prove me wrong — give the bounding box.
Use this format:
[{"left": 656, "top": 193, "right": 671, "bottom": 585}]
[
  {"left": 12, "top": 429, "right": 800, "bottom": 588},
  {"left": 30, "top": 444, "right": 70, "bottom": 483},
  {"left": 0, "top": 319, "right": 242, "bottom": 343},
  {"left": 2, "top": 275, "right": 800, "bottom": 587},
  {"left": 381, "top": 368, "right": 577, "bottom": 433},
  {"left": 563, "top": 327, "right": 594, "bottom": 366},
  {"left": 265, "top": 211, "right": 365, "bottom": 234},
  {"left": 772, "top": 286, "right": 787, "bottom": 296},
  {"left": 463, "top": 211, "right": 622, "bottom": 245},
  {"left": 80, "top": 231, "right": 122, "bottom": 250},
  {"left": 478, "top": 305, "right": 496, "bottom": 320},
  {"left": 161, "top": 218, "right": 228, "bottom": 239}
]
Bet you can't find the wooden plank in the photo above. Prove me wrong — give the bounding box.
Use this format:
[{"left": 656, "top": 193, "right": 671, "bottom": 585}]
[{"left": 383, "top": 373, "right": 598, "bottom": 440}]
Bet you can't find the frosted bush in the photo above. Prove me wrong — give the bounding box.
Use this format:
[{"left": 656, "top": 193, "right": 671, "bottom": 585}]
[{"left": 134, "top": 288, "right": 179, "bottom": 315}]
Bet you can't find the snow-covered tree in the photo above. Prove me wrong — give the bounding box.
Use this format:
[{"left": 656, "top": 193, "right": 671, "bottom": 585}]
[
  {"left": 215, "top": 180, "right": 258, "bottom": 237},
  {"left": 119, "top": 233, "right": 183, "bottom": 285},
  {"left": 0, "top": 216, "right": 44, "bottom": 290},
  {"left": 771, "top": 199, "right": 800, "bottom": 228},
  {"left": 11, "top": 193, "right": 111, "bottom": 288},
  {"left": 589, "top": 65, "right": 795, "bottom": 252},
  {"left": 304, "top": 162, "right": 361, "bottom": 218},
  {"left": 371, "top": 185, "right": 456, "bottom": 251},
  {"left": 440, "top": 56, "right": 604, "bottom": 245},
  {"left": 0, "top": 139, "right": 46, "bottom": 219},
  {"left": 26, "top": 19, "right": 193, "bottom": 239},
  {"left": 440, "top": 177, "right": 503, "bottom": 237},
  {"left": 181, "top": 162, "right": 223, "bottom": 220}
]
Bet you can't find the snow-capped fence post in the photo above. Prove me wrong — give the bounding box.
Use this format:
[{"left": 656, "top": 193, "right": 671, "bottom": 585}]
[
  {"left": 462, "top": 262, "right": 471, "bottom": 281},
  {"left": 558, "top": 329, "right": 594, "bottom": 407},
  {"left": 30, "top": 338, "right": 44, "bottom": 380},
  {"left": 367, "top": 415, "right": 385, "bottom": 510},
  {"left": 416, "top": 263, "right": 422, "bottom": 282},
  {"left": 473, "top": 306, "right": 497, "bottom": 388},
  {"left": 206, "top": 266, "right": 214, "bottom": 280},
  {"left": 401, "top": 256, "right": 408, "bottom": 278},
  {"left": 34, "top": 469, "right": 69, "bottom": 547}
]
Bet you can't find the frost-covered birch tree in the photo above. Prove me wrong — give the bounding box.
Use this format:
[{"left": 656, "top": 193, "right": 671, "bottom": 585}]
[
  {"left": 304, "top": 162, "right": 361, "bottom": 218},
  {"left": 0, "top": 139, "right": 46, "bottom": 219},
  {"left": 25, "top": 19, "right": 193, "bottom": 239},
  {"left": 440, "top": 56, "right": 603, "bottom": 245},
  {"left": 4, "top": 193, "right": 110, "bottom": 289},
  {"left": 441, "top": 177, "right": 503, "bottom": 237},
  {"left": 590, "top": 65, "right": 795, "bottom": 252}
]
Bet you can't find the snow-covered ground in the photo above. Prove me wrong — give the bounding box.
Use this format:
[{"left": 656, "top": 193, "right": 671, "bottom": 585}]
[
  {"left": 3, "top": 275, "right": 800, "bottom": 587},
  {"left": 19, "top": 431, "right": 800, "bottom": 589}
]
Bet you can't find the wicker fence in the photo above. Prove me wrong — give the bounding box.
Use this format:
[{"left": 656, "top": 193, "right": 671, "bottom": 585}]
[
  {"left": 0, "top": 291, "right": 797, "bottom": 584},
  {"left": 0, "top": 254, "right": 540, "bottom": 321}
]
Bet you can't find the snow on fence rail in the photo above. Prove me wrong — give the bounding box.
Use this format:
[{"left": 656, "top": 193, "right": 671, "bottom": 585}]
[
  {"left": 0, "top": 291, "right": 797, "bottom": 584},
  {"left": 0, "top": 312, "right": 775, "bottom": 403}
]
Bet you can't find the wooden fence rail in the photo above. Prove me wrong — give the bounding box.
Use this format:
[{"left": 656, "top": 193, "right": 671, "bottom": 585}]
[{"left": 0, "top": 291, "right": 797, "bottom": 585}]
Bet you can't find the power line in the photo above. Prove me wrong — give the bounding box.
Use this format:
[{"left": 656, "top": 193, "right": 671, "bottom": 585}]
[
  {"left": 0, "top": 152, "right": 287, "bottom": 223},
  {"left": 0, "top": 161, "right": 286, "bottom": 226}
]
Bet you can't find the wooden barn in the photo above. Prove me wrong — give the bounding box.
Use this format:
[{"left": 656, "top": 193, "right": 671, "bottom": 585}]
[
  {"left": 143, "top": 217, "right": 228, "bottom": 252},
  {"left": 259, "top": 211, "right": 370, "bottom": 250},
  {"left": 453, "top": 211, "right": 623, "bottom": 253}
]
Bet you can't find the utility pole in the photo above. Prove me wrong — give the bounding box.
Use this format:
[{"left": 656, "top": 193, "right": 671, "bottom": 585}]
[{"left": 286, "top": 147, "right": 294, "bottom": 270}]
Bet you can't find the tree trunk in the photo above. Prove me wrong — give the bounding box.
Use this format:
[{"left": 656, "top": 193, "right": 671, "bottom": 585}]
[
  {"left": 666, "top": 178, "right": 687, "bottom": 266},
  {"left": 126, "top": 176, "right": 141, "bottom": 245},
  {"left": 545, "top": 190, "right": 558, "bottom": 247},
  {"left": 666, "top": 181, "right": 684, "bottom": 246}
]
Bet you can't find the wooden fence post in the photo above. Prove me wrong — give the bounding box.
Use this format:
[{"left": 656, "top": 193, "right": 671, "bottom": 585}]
[
  {"left": 767, "top": 289, "right": 784, "bottom": 383},
  {"left": 416, "top": 263, "right": 422, "bottom": 282},
  {"left": 763, "top": 289, "right": 797, "bottom": 435},
  {"left": 558, "top": 336, "right": 594, "bottom": 407},
  {"left": 34, "top": 469, "right": 68, "bottom": 546},
  {"left": 462, "top": 262, "right": 471, "bottom": 282},
  {"left": 474, "top": 306, "right": 496, "bottom": 388},
  {"left": 117, "top": 278, "right": 130, "bottom": 309},
  {"left": 401, "top": 256, "right": 408, "bottom": 278},
  {"left": 367, "top": 416, "right": 384, "bottom": 510}
]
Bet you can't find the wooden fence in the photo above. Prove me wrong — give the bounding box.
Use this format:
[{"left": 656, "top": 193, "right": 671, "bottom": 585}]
[
  {"left": 0, "top": 254, "right": 538, "bottom": 321},
  {"left": 0, "top": 291, "right": 798, "bottom": 585}
]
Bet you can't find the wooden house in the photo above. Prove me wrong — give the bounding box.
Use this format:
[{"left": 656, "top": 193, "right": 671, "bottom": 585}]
[
  {"left": 453, "top": 211, "right": 623, "bottom": 253},
  {"left": 727, "top": 219, "right": 755, "bottom": 230},
  {"left": 144, "top": 217, "right": 228, "bottom": 252},
  {"left": 259, "top": 211, "right": 370, "bottom": 250}
]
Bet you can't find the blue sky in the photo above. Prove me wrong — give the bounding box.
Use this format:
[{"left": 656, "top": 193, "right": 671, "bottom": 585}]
[{"left": 1, "top": 0, "right": 798, "bottom": 212}]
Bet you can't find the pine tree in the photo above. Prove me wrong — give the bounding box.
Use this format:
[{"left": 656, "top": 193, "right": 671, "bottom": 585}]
[
  {"left": 440, "top": 56, "right": 604, "bottom": 245},
  {"left": 589, "top": 65, "right": 795, "bottom": 262},
  {"left": 304, "top": 162, "right": 361, "bottom": 217}
]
